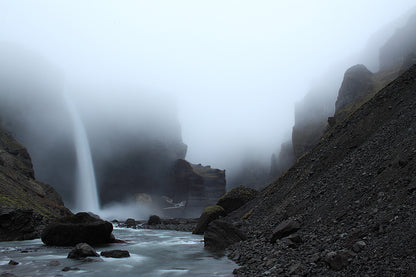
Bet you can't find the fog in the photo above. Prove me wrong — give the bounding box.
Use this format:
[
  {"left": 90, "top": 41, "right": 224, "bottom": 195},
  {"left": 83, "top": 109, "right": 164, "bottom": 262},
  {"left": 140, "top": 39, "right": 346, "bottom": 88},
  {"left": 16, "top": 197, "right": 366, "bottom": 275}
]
[{"left": 1, "top": 1, "right": 415, "bottom": 195}]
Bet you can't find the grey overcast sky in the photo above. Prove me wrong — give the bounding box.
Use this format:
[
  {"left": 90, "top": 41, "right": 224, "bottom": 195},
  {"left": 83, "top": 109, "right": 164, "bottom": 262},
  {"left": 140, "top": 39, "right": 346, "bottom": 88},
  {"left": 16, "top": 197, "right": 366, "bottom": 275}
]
[{"left": 0, "top": 1, "right": 415, "bottom": 170}]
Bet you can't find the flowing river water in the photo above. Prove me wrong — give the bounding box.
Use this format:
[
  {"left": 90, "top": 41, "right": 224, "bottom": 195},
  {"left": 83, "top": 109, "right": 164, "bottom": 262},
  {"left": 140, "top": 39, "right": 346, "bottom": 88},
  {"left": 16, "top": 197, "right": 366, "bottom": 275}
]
[{"left": 0, "top": 228, "right": 236, "bottom": 276}]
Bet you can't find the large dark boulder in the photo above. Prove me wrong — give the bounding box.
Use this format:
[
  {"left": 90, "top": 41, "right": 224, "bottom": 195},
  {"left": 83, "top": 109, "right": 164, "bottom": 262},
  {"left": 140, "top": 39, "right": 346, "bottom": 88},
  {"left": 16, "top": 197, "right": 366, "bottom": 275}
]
[
  {"left": 217, "top": 186, "right": 258, "bottom": 214},
  {"left": 204, "top": 220, "right": 246, "bottom": 250},
  {"left": 41, "top": 212, "right": 114, "bottom": 246},
  {"left": 0, "top": 208, "right": 44, "bottom": 241},
  {"left": 193, "top": 205, "right": 226, "bottom": 235},
  {"left": 67, "top": 243, "right": 99, "bottom": 259}
]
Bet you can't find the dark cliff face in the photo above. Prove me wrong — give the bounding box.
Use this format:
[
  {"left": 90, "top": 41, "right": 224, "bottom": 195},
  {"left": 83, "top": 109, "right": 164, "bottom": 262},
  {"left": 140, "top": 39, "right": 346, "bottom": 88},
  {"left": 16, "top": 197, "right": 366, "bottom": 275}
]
[
  {"left": 335, "top": 64, "right": 374, "bottom": 112},
  {"left": 163, "top": 159, "right": 226, "bottom": 217},
  {"left": 0, "top": 124, "right": 70, "bottom": 218},
  {"left": 227, "top": 64, "right": 416, "bottom": 276}
]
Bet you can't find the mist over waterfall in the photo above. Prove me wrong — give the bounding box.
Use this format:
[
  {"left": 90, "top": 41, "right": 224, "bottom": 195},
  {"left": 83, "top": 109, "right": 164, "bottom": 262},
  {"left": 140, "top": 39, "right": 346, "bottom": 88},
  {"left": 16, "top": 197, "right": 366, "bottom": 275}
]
[{"left": 64, "top": 93, "right": 100, "bottom": 213}]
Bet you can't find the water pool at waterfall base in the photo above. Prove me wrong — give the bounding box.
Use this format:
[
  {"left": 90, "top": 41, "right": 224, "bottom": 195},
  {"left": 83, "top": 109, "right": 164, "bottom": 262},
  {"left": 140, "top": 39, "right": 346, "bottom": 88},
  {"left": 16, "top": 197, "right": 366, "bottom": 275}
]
[{"left": 0, "top": 228, "right": 236, "bottom": 277}]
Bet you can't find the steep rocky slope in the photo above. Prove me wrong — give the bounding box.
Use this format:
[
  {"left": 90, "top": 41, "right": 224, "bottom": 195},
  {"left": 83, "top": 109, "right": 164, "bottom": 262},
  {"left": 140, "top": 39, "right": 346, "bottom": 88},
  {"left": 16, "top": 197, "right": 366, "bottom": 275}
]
[
  {"left": 0, "top": 124, "right": 71, "bottom": 240},
  {"left": 271, "top": 12, "right": 416, "bottom": 181},
  {"left": 226, "top": 65, "right": 416, "bottom": 276}
]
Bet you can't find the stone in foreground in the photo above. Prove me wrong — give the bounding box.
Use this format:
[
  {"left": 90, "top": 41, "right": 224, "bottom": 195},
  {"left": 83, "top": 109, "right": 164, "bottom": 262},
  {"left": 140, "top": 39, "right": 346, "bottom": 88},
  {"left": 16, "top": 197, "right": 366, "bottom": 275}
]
[
  {"left": 41, "top": 212, "right": 114, "bottom": 246},
  {"left": 67, "top": 243, "right": 99, "bottom": 259}
]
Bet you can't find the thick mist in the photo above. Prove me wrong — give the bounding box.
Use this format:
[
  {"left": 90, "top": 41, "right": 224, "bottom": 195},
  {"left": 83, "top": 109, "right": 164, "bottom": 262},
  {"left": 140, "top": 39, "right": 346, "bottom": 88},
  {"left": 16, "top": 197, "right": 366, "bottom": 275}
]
[{"left": 1, "top": 1, "right": 415, "bottom": 198}]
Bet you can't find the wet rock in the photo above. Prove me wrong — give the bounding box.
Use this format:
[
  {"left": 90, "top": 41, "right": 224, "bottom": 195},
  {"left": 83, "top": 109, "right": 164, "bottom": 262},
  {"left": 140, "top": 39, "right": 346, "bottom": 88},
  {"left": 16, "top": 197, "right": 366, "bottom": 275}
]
[
  {"left": 41, "top": 212, "right": 114, "bottom": 246},
  {"left": 324, "top": 250, "right": 354, "bottom": 271},
  {"left": 8, "top": 260, "right": 18, "bottom": 265},
  {"left": 62, "top": 267, "right": 80, "bottom": 271},
  {"left": 67, "top": 243, "right": 99, "bottom": 259},
  {"left": 147, "top": 215, "right": 161, "bottom": 225},
  {"left": 217, "top": 186, "right": 258, "bottom": 214},
  {"left": 125, "top": 218, "right": 136, "bottom": 228},
  {"left": 270, "top": 219, "right": 300, "bottom": 242},
  {"left": 193, "top": 205, "right": 226, "bottom": 235},
  {"left": 204, "top": 220, "right": 246, "bottom": 250},
  {"left": 101, "top": 250, "right": 130, "bottom": 258}
]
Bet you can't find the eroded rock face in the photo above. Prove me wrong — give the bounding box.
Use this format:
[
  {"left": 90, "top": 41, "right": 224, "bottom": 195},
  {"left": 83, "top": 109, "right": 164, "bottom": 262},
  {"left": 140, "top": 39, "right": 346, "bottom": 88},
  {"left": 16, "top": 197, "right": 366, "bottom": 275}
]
[{"left": 41, "top": 212, "right": 114, "bottom": 246}]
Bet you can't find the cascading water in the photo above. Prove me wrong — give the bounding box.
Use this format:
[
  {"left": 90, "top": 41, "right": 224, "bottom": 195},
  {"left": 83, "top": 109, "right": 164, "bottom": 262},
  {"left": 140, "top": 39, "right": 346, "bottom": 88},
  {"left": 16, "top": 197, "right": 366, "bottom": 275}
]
[{"left": 64, "top": 92, "right": 100, "bottom": 213}]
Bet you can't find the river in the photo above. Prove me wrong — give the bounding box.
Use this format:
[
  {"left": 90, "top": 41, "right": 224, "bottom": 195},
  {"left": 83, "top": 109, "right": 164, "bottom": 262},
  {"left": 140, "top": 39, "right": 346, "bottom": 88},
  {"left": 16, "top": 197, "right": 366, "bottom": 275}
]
[{"left": 0, "top": 227, "right": 236, "bottom": 276}]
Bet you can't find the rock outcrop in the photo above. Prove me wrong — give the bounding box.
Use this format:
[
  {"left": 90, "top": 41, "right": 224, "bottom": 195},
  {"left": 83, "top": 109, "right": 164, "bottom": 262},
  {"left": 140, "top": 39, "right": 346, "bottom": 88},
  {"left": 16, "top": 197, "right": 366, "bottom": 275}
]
[
  {"left": 41, "top": 212, "right": 114, "bottom": 246},
  {"left": 0, "top": 124, "right": 71, "bottom": 241},
  {"left": 226, "top": 65, "right": 416, "bottom": 276}
]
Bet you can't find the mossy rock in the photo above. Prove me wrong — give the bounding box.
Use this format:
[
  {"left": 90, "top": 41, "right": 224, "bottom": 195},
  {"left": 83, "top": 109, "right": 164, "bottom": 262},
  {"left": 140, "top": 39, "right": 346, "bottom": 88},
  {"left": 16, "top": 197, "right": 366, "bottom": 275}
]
[
  {"left": 192, "top": 205, "right": 226, "bottom": 235},
  {"left": 217, "top": 185, "right": 258, "bottom": 214}
]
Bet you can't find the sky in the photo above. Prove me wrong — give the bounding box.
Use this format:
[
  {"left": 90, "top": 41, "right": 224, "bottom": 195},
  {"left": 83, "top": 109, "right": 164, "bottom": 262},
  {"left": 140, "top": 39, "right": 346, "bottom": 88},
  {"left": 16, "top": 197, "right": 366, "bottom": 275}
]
[{"left": 0, "top": 0, "right": 415, "bottom": 171}]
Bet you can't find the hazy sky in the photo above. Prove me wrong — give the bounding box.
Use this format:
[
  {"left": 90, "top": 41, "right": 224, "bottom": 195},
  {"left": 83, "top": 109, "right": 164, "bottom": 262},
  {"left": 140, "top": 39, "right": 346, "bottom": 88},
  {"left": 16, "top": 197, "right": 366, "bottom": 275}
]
[{"left": 1, "top": 1, "right": 415, "bottom": 170}]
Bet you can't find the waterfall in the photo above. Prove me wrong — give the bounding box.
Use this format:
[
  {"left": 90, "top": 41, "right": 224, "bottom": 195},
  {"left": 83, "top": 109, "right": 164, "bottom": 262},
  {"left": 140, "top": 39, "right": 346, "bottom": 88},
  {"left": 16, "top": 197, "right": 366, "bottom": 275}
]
[{"left": 64, "top": 93, "right": 100, "bottom": 213}]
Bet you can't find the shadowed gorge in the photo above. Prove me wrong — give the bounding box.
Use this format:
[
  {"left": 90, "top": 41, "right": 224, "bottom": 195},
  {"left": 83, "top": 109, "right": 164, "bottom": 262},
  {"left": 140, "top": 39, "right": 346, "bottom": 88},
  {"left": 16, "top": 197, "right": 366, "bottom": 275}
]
[{"left": 1, "top": 2, "right": 416, "bottom": 276}]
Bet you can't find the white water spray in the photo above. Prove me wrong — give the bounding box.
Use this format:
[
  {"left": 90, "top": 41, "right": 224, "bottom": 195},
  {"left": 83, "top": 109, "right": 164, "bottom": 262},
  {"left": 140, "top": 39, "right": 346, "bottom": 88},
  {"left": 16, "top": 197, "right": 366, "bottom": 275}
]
[{"left": 64, "top": 92, "right": 100, "bottom": 213}]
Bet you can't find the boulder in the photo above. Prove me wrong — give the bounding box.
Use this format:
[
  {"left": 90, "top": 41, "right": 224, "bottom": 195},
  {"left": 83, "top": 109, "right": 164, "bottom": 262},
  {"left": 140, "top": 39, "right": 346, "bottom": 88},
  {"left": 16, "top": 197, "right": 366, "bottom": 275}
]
[
  {"left": 193, "top": 205, "right": 226, "bottom": 235},
  {"left": 41, "top": 212, "right": 114, "bottom": 246},
  {"left": 125, "top": 218, "right": 136, "bottom": 228},
  {"left": 270, "top": 219, "right": 300, "bottom": 243},
  {"left": 67, "top": 243, "right": 99, "bottom": 259},
  {"left": 147, "top": 215, "right": 161, "bottom": 225},
  {"left": 217, "top": 186, "right": 258, "bottom": 214},
  {"left": 204, "top": 220, "right": 246, "bottom": 250},
  {"left": 101, "top": 250, "right": 130, "bottom": 258}
]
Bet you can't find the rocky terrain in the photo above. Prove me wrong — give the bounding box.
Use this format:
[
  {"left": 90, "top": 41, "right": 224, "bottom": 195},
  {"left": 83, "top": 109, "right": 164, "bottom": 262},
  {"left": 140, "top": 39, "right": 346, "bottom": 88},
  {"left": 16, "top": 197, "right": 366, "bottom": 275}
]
[
  {"left": 0, "top": 123, "right": 71, "bottom": 241},
  {"left": 271, "top": 12, "right": 416, "bottom": 182},
  {"left": 222, "top": 64, "right": 416, "bottom": 276}
]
